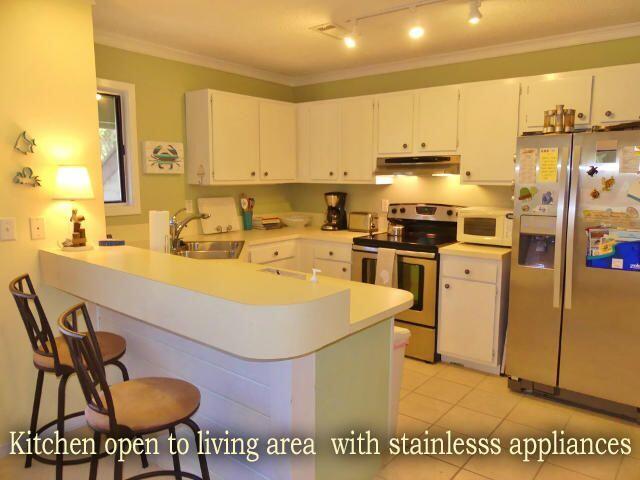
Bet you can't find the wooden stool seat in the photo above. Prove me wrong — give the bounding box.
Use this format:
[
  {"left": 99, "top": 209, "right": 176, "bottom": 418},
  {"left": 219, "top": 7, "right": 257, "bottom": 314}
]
[
  {"left": 85, "top": 377, "right": 201, "bottom": 435},
  {"left": 33, "top": 332, "right": 126, "bottom": 371}
]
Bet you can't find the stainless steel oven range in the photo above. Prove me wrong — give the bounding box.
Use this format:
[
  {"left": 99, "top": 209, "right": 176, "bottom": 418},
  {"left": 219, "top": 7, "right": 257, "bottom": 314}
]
[{"left": 351, "top": 203, "right": 459, "bottom": 362}]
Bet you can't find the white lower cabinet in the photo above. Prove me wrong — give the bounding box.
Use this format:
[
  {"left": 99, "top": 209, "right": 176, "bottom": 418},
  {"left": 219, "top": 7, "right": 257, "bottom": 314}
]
[
  {"left": 313, "top": 258, "right": 351, "bottom": 280},
  {"left": 248, "top": 240, "right": 299, "bottom": 269},
  {"left": 437, "top": 245, "right": 511, "bottom": 374}
]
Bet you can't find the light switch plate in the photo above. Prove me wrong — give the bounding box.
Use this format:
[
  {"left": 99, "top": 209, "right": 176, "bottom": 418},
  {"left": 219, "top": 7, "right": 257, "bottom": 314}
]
[
  {"left": 0, "top": 217, "right": 17, "bottom": 241},
  {"left": 30, "top": 217, "right": 45, "bottom": 240}
]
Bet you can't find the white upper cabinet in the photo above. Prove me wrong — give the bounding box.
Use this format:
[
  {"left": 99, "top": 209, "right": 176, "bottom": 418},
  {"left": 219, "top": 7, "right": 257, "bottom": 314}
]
[
  {"left": 340, "top": 97, "right": 375, "bottom": 181},
  {"left": 414, "top": 86, "right": 459, "bottom": 152},
  {"left": 521, "top": 74, "right": 593, "bottom": 130},
  {"left": 459, "top": 80, "right": 520, "bottom": 185},
  {"left": 259, "top": 100, "right": 297, "bottom": 181},
  {"left": 377, "top": 93, "right": 414, "bottom": 154},
  {"left": 592, "top": 64, "right": 640, "bottom": 124},
  {"left": 211, "top": 91, "right": 260, "bottom": 182},
  {"left": 186, "top": 89, "right": 295, "bottom": 185},
  {"left": 308, "top": 101, "right": 340, "bottom": 181}
]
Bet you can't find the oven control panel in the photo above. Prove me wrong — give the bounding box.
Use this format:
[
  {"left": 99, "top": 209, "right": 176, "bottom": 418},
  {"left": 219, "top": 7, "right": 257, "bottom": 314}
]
[{"left": 388, "top": 203, "right": 459, "bottom": 222}]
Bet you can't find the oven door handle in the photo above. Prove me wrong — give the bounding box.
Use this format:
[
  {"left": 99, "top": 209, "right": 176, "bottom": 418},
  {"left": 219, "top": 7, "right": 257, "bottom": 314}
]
[{"left": 351, "top": 245, "right": 436, "bottom": 260}]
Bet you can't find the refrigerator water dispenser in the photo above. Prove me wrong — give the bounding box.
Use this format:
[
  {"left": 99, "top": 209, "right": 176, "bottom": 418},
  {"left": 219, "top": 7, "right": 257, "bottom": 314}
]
[{"left": 518, "top": 216, "right": 557, "bottom": 269}]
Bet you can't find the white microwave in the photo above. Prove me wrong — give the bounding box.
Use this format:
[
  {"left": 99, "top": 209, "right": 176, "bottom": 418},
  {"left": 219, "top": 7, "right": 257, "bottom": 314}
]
[{"left": 457, "top": 207, "right": 514, "bottom": 247}]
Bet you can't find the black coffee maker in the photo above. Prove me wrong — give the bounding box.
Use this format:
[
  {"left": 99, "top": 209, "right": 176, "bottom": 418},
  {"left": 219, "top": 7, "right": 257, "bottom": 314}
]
[{"left": 322, "top": 192, "right": 348, "bottom": 231}]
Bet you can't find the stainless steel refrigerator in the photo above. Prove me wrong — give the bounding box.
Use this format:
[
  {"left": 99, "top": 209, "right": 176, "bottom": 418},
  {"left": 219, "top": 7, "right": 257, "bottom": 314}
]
[{"left": 506, "top": 130, "right": 640, "bottom": 417}]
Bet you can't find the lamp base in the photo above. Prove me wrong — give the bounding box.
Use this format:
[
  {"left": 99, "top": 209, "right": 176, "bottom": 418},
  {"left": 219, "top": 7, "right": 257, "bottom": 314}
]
[{"left": 60, "top": 244, "right": 93, "bottom": 252}]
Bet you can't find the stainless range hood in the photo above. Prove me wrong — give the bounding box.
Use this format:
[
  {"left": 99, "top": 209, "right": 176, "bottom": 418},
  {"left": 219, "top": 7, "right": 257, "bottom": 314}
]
[{"left": 375, "top": 155, "right": 460, "bottom": 176}]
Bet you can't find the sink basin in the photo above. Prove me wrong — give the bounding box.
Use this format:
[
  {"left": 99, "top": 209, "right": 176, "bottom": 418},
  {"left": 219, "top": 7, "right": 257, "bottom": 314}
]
[{"left": 173, "top": 240, "right": 244, "bottom": 259}]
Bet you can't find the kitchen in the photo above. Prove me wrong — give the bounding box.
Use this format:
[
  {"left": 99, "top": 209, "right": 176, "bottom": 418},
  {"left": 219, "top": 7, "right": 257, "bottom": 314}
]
[{"left": 1, "top": 1, "right": 640, "bottom": 480}]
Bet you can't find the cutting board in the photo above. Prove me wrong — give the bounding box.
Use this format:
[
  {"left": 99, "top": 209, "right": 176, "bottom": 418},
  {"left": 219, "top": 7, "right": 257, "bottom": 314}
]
[{"left": 197, "top": 197, "right": 241, "bottom": 234}]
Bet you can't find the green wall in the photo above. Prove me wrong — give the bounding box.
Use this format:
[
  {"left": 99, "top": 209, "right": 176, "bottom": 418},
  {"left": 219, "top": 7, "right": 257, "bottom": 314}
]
[
  {"left": 97, "top": 36, "right": 640, "bottom": 226},
  {"left": 295, "top": 36, "right": 640, "bottom": 102},
  {"left": 95, "top": 44, "right": 295, "bottom": 226}
]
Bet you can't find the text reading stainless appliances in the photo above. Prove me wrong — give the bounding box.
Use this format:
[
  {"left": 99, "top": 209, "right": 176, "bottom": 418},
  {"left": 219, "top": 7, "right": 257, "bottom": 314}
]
[
  {"left": 352, "top": 204, "right": 459, "bottom": 362},
  {"left": 506, "top": 130, "right": 640, "bottom": 419}
]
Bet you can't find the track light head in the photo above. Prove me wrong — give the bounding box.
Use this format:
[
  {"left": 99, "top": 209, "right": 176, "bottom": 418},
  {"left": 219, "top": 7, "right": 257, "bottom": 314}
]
[
  {"left": 468, "top": 0, "right": 482, "bottom": 24},
  {"left": 409, "top": 25, "right": 425, "bottom": 39}
]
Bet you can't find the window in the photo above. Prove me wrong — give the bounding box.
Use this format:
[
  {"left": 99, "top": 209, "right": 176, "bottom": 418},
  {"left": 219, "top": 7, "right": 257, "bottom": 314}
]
[{"left": 96, "top": 79, "right": 140, "bottom": 216}]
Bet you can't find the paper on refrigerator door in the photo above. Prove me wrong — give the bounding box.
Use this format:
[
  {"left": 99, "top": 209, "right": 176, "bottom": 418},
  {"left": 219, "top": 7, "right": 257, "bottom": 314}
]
[
  {"left": 620, "top": 146, "right": 640, "bottom": 174},
  {"left": 518, "top": 148, "right": 537, "bottom": 184},
  {"left": 538, "top": 148, "right": 559, "bottom": 183}
]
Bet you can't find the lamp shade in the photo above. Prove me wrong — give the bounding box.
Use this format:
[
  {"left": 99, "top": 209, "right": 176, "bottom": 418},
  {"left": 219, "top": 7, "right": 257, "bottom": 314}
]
[{"left": 53, "top": 166, "right": 94, "bottom": 200}]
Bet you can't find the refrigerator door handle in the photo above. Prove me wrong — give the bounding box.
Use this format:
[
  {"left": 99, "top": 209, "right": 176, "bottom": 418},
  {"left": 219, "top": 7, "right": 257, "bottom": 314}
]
[
  {"left": 553, "top": 146, "right": 569, "bottom": 309},
  {"left": 564, "top": 145, "right": 581, "bottom": 310}
]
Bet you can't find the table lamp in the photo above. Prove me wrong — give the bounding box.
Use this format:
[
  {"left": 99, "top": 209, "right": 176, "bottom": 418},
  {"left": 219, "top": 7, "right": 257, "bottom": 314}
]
[{"left": 53, "top": 166, "right": 94, "bottom": 249}]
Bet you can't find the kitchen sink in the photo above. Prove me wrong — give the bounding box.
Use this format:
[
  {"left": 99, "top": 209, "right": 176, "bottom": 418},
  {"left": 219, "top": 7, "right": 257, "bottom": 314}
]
[{"left": 173, "top": 240, "right": 244, "bottom": 259}]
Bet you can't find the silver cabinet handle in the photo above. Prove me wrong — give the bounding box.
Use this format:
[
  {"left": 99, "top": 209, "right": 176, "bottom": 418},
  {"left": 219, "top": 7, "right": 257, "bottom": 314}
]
[
  {"left": 564, "top": 145, "right": 580, "bottom": 310},
  {"left": 552, "top": 145, "right": 571, "bottom": 309}
]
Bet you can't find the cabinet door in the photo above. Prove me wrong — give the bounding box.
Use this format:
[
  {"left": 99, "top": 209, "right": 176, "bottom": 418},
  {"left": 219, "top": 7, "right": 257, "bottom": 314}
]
[
  {"left": 211, "top": 92, "right": 260, "bottom": 181},
  {"left": 522, "top": 75, "right": 593, "bottom": 129},
  {"left": 415, "top": 86, "right": 459, "bottom": 152},
  {"left": 308, "top": 102, "right": 340, "bottom": 181},
  {"left": 593, "top": 65, "right": 640, "bottom": 124},
  {"left": 459, "top": 81, "right": 520, "bottom": 184},
  {"left": 340, "top": 98, "right": 374, "bottom": 181},
  {"left": 377, "top": 93, "right": 414, "bottom": 154},
  {"left": 259, "top": 101, "right": 296, "bottom": 181},
  {"left": 313, "top": 258, "right": 351, "bottom": 280},
  {"left": 438, "top": 277, "right": 496, "bottom": 364}
]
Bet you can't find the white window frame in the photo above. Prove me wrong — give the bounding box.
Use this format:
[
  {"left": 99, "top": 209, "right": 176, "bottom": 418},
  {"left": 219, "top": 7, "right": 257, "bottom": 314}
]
[{"left": 97, "top": 78, "right": 141, "bottom": 216}]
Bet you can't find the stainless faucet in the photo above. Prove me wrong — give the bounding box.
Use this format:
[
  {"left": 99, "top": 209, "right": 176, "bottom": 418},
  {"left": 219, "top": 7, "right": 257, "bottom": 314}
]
[{"left": 169, "top": 208, "right": 210, "bottom": 253}]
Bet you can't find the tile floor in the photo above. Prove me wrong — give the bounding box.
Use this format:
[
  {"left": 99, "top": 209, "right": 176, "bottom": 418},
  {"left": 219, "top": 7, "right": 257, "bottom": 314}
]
[
  {"left": 1, "top": 362, "right": 638, "bottom": 480},
  {"left": 376, "top": 359, "right": 640, "bottom": 480}
]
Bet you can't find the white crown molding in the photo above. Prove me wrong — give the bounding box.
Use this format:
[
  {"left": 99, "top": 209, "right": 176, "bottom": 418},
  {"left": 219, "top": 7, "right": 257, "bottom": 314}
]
[
  {"left": 94, "top": 22, "right": 640, "bottom": 88},
  {"left": 291, "top": 21, "right": 640, "bottom": 86},
  {"left": 93, "top": 30, "right": 297, "bottom": 86}
]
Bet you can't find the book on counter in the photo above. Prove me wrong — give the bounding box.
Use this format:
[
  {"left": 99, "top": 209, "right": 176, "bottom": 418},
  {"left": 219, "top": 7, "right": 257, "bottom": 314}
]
[{"left": 252, "top": 216, "right": 282, "bottom": 230}]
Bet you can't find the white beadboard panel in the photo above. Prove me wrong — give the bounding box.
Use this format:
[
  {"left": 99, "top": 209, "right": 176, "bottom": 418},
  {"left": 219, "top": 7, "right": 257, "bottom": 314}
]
[{"left": 98, "top": 308, "right": 269, "bottom": 384}]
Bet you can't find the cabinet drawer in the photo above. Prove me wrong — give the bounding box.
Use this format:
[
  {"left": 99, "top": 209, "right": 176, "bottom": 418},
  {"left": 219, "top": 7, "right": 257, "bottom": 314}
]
[
  {"left": 313, "top": 243, "right": 351, "bottom": 263},
  {"left": 249, "top": 241, "right": 296, "bottom": 264},
  {"left": 313, "top": 259, "right": 351, "bottom": 280},
  {"left": 440, "top": 255, "right": 498, "bottom": 283}
]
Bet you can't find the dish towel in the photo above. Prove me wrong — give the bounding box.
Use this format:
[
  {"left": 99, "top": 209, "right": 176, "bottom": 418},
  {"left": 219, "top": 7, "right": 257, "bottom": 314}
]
[{"left": 375, "top": 248, "right": 397, "bottom": 287}]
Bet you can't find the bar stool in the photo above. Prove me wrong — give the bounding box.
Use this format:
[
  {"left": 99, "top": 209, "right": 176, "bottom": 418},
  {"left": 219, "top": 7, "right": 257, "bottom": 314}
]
[
  {"left": 58, "top": 302, "right": 211, "bottom": 480},
  {"left": 9, "top": 273, "right": 136, "bottom": 479}
]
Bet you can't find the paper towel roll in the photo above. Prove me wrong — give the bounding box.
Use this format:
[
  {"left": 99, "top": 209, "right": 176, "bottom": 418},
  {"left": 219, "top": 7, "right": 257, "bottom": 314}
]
[{"left": 149, "top": 210, "right": 170, "bottom": 252}]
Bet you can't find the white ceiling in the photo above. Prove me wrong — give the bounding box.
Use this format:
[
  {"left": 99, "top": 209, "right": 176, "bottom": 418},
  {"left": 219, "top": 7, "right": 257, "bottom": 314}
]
[{"left": 92, "top": 0, "right": 640, "bottom": 85}]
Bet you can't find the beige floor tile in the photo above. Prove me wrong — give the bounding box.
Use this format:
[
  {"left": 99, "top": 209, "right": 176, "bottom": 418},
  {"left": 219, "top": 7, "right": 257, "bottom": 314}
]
[
  {"left": 436, "top": 406, "right": 502, "bottom": 437},
  {"left": 465, "top": 420, "right": 545, "bottom": 480},
  {"left": 617, "top": 456, "right": 640, "bottom": 480},
  {"left": 426, "top": 425, "right": 473, "bottom": 468},
  {"left": 565, "top": 411, "right": 640, "bottom": 459},
  {"left": 535, "top": 463, "right": 598, "bottom": 480},
  {"left": 475, "top": 375, "right": 511, "bottom": 395},
  {"left": 404, "top": 358, "right": 448, "bottom": 377},
  {"left": 453, "top": 470, "right": 491, "bottom": 479},
  {"left": 548, "top": 453, "right": 622, "bottom": 480},
  {"left": 399, "top": 393, "right": 454, "bottom": 424},
  {"left": 400, "top": 388, "right": 412, "bottom": 399},
  {"left": 436, "top": 365, "right": 487, "bottom": 387},
  {"left": 402, "top": 369, "right": 431, "bottom": 391},
  {"left": 458, "top": 388, "right": 522, "bottom": 419},
  {"left": 415, "top": 377, "right": 473, "bottom": 404},
  {"left": 379, "top": 454, "right": 460, "bottom": 480},
  {"left": 396, "top": 414, "right": 431, "bottom": 437},
  {"left": 506, "top": 397, "right": 572, "bottom": 432}
]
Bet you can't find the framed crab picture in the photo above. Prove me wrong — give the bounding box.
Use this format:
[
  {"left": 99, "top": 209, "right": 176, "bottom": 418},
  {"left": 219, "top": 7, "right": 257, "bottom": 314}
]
[{"left": 143, "top": 141, "right": 184, "bottom": 174}]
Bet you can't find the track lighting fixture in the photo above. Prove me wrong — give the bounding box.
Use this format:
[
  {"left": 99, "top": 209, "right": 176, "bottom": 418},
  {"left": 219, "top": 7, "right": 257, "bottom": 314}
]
[
  {"left": 343, "top": 19, "right": 358, "bottom": 48},
  {"left": 408, "top": 6, "right": 425, "bottom": 39},
  {"left": 468, "top": 0, "right": 482, "bottom": 25}
]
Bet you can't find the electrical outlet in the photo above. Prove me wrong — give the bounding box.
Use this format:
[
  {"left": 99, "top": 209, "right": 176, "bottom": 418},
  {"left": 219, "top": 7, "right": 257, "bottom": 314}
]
[
  {"left": 185, "top": 199, "right": 194, "bottom": 213},
  {"left": 0, "top": 217, "right": 17, "bottom": 241},
  {"left": 380, "top": 199, "right": 390, "bottom": 213},
  {"left": 30, "top": 217, "right": 45, "bottom": 240}
]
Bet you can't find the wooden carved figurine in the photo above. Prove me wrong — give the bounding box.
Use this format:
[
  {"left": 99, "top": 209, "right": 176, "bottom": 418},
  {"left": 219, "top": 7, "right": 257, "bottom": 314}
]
[{"left": 70, "top": 208, "right": 87, "bottom": 247}]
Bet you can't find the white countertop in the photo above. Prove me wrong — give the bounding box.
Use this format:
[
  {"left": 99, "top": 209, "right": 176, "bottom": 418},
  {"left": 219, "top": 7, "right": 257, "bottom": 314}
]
[
  {"left": 439, "top": 242, "right": 512, "bottom": 260},
  {"left": 39, "top": 246, "right": 412, "bottom": 360},
  {"left": 182, "top": 226, "right": 368, "bottom": 246}
]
